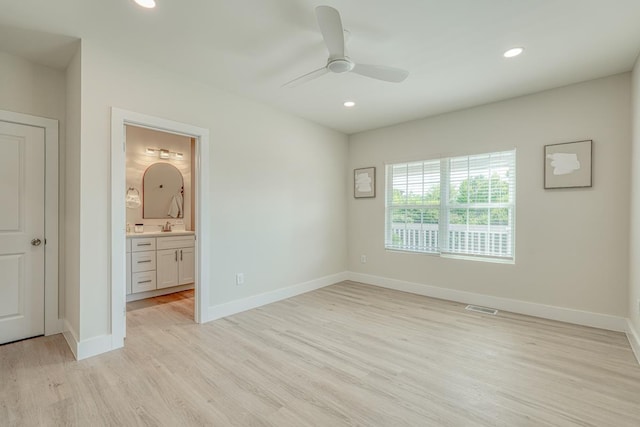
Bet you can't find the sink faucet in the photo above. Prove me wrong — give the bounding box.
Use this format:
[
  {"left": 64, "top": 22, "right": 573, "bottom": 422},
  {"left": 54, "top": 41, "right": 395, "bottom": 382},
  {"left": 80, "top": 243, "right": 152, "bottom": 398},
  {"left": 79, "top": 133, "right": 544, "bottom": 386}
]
[{"left": 162, "top": 221, "right": 172, "bottom": 232}]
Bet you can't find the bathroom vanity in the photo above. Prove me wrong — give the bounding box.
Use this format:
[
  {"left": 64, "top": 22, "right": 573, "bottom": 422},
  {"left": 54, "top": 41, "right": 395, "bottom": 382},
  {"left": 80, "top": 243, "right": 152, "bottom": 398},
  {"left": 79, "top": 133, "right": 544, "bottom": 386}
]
[{"left": 126, "top": 231, "right": 195, "bottom": 302}]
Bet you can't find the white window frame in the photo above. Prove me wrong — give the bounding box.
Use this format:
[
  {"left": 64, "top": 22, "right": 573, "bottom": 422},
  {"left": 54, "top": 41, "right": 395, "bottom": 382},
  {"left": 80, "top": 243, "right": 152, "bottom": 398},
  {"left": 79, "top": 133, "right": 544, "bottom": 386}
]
[{"left": 385, "top": 149, "right": 516, "bottom": 263}]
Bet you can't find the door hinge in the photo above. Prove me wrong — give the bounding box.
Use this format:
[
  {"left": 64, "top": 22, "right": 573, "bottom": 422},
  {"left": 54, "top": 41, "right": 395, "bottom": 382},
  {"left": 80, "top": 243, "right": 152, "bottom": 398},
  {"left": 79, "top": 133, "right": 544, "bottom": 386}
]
[{"left": 44, "top": 238, "right": 47, "bottom": 245}]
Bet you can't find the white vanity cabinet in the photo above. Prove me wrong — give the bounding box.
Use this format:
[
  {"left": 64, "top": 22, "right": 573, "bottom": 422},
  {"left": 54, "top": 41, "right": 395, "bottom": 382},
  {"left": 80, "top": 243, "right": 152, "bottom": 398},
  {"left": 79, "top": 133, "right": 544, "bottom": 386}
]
[{"left": 126, "top": 233, "right": 195, "bottom": 301}]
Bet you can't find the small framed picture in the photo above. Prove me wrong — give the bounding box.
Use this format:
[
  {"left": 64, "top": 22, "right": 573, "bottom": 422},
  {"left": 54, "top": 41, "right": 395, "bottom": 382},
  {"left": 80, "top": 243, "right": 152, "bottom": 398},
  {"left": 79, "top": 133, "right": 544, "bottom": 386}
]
[
  {"left": 544, "top": 140, "right": 592, "bottom": 189},
  {"left": 354, "top": 167, "right": 375, "bottom": 198}
]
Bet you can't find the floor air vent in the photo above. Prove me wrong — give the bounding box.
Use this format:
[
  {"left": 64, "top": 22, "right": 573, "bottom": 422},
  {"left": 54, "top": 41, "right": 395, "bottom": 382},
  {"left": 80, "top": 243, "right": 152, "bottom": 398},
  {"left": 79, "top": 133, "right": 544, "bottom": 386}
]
[{"left": 465, "top": 305, "right": 498, "bottom": 315}]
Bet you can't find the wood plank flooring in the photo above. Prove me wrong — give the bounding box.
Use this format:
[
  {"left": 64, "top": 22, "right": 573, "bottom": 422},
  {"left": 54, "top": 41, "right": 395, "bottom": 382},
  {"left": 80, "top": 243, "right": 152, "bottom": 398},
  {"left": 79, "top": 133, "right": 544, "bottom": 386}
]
[{"left": 1, "top": 281, "right": 639, "bottom": 426}]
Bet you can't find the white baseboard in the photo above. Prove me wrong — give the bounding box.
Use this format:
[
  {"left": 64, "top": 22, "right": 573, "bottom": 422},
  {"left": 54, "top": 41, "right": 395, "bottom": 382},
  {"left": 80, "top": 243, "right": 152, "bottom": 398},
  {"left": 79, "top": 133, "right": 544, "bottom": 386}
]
[
  {"left": 206, "top": 271, "right": 349, "bottom": 322},
  {"left": 76, "top": 334, "right": 115, "bottom": 360},
  {"left": 627, "top": 319, "right": 640, "bottom": 365},
  {"left": 62, "top": 319, "right": 115, "bottom": 360},
  {"left": 348, "top": 272, "right": 628, "bottom": 332}
]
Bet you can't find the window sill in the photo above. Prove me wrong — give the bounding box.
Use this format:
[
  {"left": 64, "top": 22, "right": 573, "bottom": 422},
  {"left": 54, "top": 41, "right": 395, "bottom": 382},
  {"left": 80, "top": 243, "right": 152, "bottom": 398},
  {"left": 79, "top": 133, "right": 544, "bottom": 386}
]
[
  {"left": 441, "top": 252, "right": 515, "bottom": 265},
  {"left": 384, "top": 247, "right": 515, "bottom": 265}
]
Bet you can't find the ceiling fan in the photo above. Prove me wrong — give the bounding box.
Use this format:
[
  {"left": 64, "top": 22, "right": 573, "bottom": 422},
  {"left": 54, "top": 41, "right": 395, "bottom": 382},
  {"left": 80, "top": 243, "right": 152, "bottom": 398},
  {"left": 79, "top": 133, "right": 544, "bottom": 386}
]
[{"left": 283, "top": 5, "right": 409, "bottom": 88}]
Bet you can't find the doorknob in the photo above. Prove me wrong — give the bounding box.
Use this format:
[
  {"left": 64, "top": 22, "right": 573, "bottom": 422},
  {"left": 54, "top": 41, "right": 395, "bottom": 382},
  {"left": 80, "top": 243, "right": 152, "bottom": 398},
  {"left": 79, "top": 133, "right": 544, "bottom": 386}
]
[{"left": 31, "top": 238, "right": 42, "bottom": 246}]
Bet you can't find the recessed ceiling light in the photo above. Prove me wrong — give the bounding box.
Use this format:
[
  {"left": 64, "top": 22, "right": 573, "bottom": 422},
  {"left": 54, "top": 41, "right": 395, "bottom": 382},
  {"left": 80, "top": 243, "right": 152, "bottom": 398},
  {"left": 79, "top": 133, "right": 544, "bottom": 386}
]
[
  {"left": 134, "top": 0, "right": 156, "bottom": 8},
  {"left": 343, "top": 101, "right": 356, "bottom": 108},
  {"left": 503, "top": 47, "right": 524, "bottom": 58}
]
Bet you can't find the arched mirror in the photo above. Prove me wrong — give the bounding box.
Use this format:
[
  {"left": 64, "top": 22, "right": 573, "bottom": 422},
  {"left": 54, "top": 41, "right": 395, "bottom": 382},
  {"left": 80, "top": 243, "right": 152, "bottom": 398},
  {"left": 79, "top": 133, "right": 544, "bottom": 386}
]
[{"left": 143, "top": 163, "right": 184, "bottom": 218}]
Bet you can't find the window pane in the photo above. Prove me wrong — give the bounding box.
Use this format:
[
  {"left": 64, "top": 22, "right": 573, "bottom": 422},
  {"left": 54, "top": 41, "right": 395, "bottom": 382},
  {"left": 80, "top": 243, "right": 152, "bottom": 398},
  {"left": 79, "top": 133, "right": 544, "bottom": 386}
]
[
  {"left": 449, "top": 157, "right": 469, "bottom": 204},
  {"left": 391, "top": 207, "right": 409, "bottom": 223},
  {"left": 449, "top": 208, "right": 467, "bottom": 225},
  {"left": 423, "top": 208, "right": 439, "bottom": 225},
  {"left": 442, "top": 150, "right": 515, "bottom": 259},
  {"left": 490, "top": 208, "right": 509, "bottom": 226},
  {"left": 468, "top": 208, "right": 488, "bottom": 225},
  {"left": 391, "top": 164, "right": 408, "bottom": 204},
  {"left": 386, "top": 160, "right": 440, "bottom": 254}
]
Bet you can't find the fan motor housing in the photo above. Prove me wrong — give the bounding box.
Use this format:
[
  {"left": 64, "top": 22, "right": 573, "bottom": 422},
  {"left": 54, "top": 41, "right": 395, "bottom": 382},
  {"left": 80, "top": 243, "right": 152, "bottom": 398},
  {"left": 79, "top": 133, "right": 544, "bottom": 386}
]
[{"left": 328, "top": 58, "right": 354, "bottom": 73}]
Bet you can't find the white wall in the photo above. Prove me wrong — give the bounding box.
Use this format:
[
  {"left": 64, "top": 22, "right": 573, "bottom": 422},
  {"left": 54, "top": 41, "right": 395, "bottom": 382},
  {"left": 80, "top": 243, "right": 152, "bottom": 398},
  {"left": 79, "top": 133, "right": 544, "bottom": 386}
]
[
  {"left": 630, "top": 57, "right": 640, "bottom": 336},
  {"left": 349, "top": 74, "right": 631, "bottom": 317},
  {"left": 0, "top": 49, "right": 69, "bottom": 324},
  {"left": 76, "top": 39, "right": 348, "bottom": 340},
  {"left": 0, "top": 51, "right": 66, "bottom": 121},
  {"left": 125, "top": 126, "right": 193, "bottom": 231},
  {"left": 64, "top": 46, "right": 81, "bottom": 337}
]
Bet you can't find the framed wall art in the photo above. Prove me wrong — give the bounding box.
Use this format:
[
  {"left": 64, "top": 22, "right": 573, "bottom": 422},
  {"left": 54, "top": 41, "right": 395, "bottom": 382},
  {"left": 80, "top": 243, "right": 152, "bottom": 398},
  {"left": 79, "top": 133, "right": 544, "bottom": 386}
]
[
  {"left": 544, "top": 140, "right": 592, "bottom": 189},
  {"left": 354, "top": 167, "right": 375, "bottom": 198}
]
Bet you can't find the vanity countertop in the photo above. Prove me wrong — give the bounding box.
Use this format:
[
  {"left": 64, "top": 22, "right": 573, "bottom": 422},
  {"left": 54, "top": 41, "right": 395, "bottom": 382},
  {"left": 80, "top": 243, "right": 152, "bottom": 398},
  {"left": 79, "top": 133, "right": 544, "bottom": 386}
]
[{"left": 127, "top": 230, "right": 195, "bottom": 238}]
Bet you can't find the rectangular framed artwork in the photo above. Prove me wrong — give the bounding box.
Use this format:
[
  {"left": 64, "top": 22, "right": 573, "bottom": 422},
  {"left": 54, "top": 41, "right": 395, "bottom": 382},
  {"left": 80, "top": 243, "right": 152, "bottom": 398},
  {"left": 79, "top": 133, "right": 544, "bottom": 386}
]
[
  {"left": 544, "top": 140, "right": 592, "bottom": 189},
  {"left": 354, "top": 167, "right": 375, "bottom": 198}
]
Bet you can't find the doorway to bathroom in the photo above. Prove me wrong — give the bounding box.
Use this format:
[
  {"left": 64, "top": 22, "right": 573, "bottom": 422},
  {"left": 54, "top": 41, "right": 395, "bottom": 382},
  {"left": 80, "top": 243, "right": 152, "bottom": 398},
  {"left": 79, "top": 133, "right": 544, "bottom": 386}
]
[
  {"left": 124, "top": 125, "right": 196, "bottom": 328},
  {"left": 110, "top": 108, "right": 210, "bottom": 349}
]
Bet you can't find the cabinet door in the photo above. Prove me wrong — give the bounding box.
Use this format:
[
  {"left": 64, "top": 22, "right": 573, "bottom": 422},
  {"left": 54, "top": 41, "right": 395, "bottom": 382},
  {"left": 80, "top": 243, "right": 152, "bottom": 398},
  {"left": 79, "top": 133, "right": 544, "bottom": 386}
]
[
  {"left": 157, "top": 249, "right": 179, "bottom": 289},
  {"left": 178, "top": 247, "right": 195, "bottom": 285}
]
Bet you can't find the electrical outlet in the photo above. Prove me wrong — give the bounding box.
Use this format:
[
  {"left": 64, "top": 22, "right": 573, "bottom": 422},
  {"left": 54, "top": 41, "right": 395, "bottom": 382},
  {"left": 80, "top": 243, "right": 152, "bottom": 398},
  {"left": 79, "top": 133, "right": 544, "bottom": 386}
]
[
  {"left": 360, "top": 255, "right": 367, "bottom": 264},
  {"left": 236, "top": 273, "right": 244, "bottom": 286}
]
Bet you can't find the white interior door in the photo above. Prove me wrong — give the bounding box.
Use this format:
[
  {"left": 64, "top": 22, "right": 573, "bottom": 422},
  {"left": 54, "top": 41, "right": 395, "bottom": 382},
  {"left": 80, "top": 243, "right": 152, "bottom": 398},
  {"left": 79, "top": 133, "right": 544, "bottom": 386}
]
[{"left": 0, "top": 121, "right": 45, "bottom": 344}]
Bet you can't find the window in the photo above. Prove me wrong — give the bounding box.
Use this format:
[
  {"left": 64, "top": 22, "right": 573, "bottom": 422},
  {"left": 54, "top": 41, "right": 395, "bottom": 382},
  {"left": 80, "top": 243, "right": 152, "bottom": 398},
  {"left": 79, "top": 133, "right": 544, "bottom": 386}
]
[{"left": 385, "top": 149, "right": 515, "bottom": 261}]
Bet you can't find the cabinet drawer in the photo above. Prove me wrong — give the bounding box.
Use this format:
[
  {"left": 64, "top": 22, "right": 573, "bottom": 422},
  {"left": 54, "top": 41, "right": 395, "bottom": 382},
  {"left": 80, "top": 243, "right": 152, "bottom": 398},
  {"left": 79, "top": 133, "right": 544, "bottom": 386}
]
[
  {"left": 132, "top": 271, "right": 157, "bottom": 293},
  {"left": 131, "top": 251, "right": 156, "bottom": 272},
  {"left": 131, "top": 237, "right": 156, "bottom": 252},
  {"left": 156, "top": 235, "right": 195, "bottom": 250}
]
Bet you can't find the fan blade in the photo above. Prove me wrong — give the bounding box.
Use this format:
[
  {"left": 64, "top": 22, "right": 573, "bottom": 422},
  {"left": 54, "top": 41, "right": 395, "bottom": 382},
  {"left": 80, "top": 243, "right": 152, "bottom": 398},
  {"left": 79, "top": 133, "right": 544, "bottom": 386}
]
[
  {"left": 316, "top": 6, "right": 345, "bottom": 59},
  {"left": 352, "top": 64, "right": 409, "bottom": 83},
  {"left": 282, "top": 66, "right": 329, "bottom": 88}
]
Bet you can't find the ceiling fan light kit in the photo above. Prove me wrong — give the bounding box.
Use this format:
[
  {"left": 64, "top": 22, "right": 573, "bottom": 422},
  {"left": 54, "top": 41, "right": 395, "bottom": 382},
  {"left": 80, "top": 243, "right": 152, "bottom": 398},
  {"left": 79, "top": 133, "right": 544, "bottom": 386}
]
[{"left": 283, "top": 5, "right": 409, "bottom": 88}]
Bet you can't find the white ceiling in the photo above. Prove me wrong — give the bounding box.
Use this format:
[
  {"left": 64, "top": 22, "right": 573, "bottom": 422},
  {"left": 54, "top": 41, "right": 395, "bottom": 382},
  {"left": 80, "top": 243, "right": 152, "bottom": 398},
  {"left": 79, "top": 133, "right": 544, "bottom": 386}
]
[{"left": 2, "top": 0, "right": 640, "bottom": 134}]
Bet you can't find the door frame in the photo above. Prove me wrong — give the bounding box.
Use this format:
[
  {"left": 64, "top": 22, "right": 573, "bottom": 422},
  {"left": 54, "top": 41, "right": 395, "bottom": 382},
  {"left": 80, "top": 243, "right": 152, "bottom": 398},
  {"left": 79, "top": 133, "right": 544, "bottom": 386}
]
[
  {"left": 0, "top": 109, "right": 61, "bottom": 337},
  {"left": 110, "top": 108, "right": 210, "bottom": 348}
]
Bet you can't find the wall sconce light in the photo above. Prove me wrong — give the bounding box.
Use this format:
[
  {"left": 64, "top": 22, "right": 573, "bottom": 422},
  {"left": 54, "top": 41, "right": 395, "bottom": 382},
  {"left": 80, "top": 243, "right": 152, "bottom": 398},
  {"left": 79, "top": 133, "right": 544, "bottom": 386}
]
[{"left": 145, "top": 147, "right": 184, "bottom": 160}]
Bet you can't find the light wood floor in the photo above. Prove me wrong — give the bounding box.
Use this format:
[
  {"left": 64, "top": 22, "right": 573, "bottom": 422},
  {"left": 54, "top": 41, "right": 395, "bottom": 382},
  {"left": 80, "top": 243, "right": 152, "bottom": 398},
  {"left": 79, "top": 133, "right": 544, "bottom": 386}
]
[{"left": 1, "top": 281, "right": 639, "bottom": 426}]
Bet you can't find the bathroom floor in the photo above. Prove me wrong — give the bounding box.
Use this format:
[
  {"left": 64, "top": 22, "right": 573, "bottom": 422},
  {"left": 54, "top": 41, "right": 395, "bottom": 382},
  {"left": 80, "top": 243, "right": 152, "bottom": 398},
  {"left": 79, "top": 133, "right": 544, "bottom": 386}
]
[{"left": 126, "top": 289, "right": 194, "bottom": 329}]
